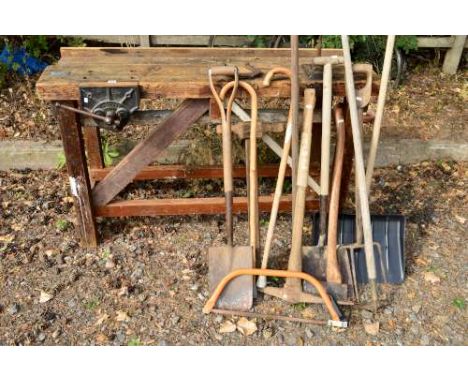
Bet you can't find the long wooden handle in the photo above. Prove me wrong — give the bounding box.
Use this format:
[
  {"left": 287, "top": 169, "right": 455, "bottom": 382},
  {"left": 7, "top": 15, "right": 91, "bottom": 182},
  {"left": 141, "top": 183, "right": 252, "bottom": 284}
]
[
  {"left": 366, "top": 36, "right": 395, "bottom": 193},
  {"left": 257, "top": 110, "right": 292, "bottom": 288},
  {"left": 326, "top": 107, "right": 346, "bottom": 284},
  {"left": 318, "top": 62, "right": 332, "bottom": 246},
  {"left": 341, "top": 35, "right": 378, "bottom": 307},
  {"left": 219, "top": 81, "right": 258, "bottom": 256},
  {"left": 208, "top": 68, "right": 239, "bottom": 245},
  {"left": 290, "top": 35, "right": 300, "bottom": 221},
  {"left": 286, "top": 89, "right": 316, "bottom": 288},
  {"left": 257, "top": 67, "right": 292, "bottom": 288}
]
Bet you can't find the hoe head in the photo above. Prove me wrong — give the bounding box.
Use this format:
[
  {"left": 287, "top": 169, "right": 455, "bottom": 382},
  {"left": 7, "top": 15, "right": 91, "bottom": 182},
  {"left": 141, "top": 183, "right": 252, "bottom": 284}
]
[{"left": 208, "top": 245, "right": 254, "bottom": 311}]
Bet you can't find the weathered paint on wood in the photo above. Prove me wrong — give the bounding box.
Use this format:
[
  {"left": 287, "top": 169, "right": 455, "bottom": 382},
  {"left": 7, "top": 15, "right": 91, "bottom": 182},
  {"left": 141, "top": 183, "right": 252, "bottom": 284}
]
[{"left": 57, "top": 101, "right": 98, "bottom": 247}]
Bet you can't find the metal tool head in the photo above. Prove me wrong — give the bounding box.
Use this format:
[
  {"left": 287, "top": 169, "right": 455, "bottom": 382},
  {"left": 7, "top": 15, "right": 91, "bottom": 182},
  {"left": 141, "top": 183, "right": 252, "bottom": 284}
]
[
  {"left": 207, "top": 245, "right": 254, "bottom": 311},
  {"left": 302, "top": 246, "right": 354, "bottom": 301}
]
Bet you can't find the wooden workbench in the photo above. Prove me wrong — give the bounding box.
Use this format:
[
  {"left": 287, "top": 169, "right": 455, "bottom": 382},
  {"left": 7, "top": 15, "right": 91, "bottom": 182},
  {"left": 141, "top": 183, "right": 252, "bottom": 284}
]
[{"left": 36, "top": 47, "right": 379, "bottom": 247}]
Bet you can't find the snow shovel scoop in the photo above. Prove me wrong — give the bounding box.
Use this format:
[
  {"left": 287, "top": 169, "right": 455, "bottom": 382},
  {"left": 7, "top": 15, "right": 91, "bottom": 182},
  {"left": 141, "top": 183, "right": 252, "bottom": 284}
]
[{"left": 207, "top": 67, "right": 258, "bottom": 311}]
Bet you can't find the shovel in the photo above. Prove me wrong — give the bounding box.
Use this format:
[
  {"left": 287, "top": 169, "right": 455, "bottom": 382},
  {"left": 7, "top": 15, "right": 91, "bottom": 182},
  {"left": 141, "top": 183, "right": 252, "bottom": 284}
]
[
  {"left": 207, "top": 68, "right": 258, "bottom": 311},
  {"left": 303, "top": 106, "right": 354, "bottom": 301}
]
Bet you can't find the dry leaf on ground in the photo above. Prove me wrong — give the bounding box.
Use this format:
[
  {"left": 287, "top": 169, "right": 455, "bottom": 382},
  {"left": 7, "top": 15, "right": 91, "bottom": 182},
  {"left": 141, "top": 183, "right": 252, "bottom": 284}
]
[
  {"left": 39, "top": 291, "right": 54, "bottom": 303},
  {"left": 116, "top": 311, "right": 130, "bottom": 322},
  {"left": 219, "top": 321, "right": 236, "bottom": 334},
  {"left": 424, "top": 272, "right": 441, "bottom": 284},
  {"left": 236, "top": 317, "right": 257, "bottom": 336},
  {"left": 364, "top": 321, "right": 380, "bottom": 336}
]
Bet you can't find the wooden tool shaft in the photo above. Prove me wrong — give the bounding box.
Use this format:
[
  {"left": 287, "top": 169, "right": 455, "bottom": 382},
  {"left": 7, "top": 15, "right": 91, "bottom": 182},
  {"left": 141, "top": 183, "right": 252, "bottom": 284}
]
[
  {"left": 290, "top": 35, "right": 300, "bottom": 218},
  {"left": 258, "top": 67, "right": 292, "bottom": 288},
  {"left": 366, "top": 36, "right": 395, "bottom": 192},
  {"left": 258, "top": 111, "right": 292, "bottom": 287},
  {"left": 220, "top": 81, "right": 259, "bottom": 258},
  {"left": 208, "top": 67, "right": 239, "bottom": 245},
  {"left": 318, "top": 63, "right": 332, "bottom": 246},
  {"left": 326, "top": 107, "right": 346, "bottom": 284},
  {"left": 286, "top": 89, "right": 316, "bottom": 288},
  {"left": 340, "top": 36, "right": 378, "bottom": 285}
]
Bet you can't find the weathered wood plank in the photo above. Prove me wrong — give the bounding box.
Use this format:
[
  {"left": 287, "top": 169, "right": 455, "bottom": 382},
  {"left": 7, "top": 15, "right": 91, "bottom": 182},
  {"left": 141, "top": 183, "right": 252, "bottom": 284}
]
[
  {"left": 36, "top": 48, "right": 378, "bottom": 101},
  {"left": 58, "top": 47, "right": 341, "bottom": 61},
  {"left": 82, "top": 126, "right": 104, "bottom": 169},
  {"left": 74, "top": 35, "right": 251, "bottom": 47},
  {"left": 417, "top": 36, "right": 468, "bottom": 48},
  {"left": 57, "top": 101, "right": 98, "bottom": 247},
  {"left": 92, "top": 99, "right": 209, "bottom": 206},
  {"left": 90, "top": 164, "right": 321, "bottom": 181},
  {"left": 95, "top": 195, "right": 319, "bottom": 217},
  {"left": 442, "top": 35, "right": 467, "bottom": 74}
]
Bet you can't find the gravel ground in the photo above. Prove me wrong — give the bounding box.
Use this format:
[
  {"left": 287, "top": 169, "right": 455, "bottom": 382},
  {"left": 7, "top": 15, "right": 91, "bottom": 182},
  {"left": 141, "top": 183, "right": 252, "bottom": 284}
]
[{"left": 0, "top": 161, "right": 466, "bottom": 345}]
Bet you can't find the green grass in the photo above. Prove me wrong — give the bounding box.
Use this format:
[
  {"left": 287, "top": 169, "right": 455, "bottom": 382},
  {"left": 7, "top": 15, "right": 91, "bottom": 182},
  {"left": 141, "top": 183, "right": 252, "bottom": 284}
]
[
  {"left": 55, "top": 219, "right": 70, "bottom": 232},
  {"left": 127, "top": 337, "right": 142, "bottom": 346},
  {"left": 452, "top": 298, "right": 465, "bottom": 310},
  {"left": 293, "top": 302, "right": 307, "bottom": 311},
  {"left": 84, "top": 298, "right": 100, "bottom": 310},
  {"left": 101, "top": 249, "right": 111, "bottom": 260}
]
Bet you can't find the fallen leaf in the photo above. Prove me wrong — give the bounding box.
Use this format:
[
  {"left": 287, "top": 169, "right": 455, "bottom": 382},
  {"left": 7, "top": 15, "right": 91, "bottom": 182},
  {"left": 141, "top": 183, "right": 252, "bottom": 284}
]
[
  {"left": 424, "top": 272, "right": 441, "bottom": 284},
  {"left": 95, "top": 313, "right": 110, "bottom": 326},
  {"left": 96, "top": 333, "right": 109, "bottom": 344},
  {"left": 116, "top": 310, "right": 130, "bottom": 322},
  {"left": 39, "top": 290, "right": 54, "bottom": 303},
  {"left": 219, "top": 320, "right": 236, "bottom": 334},
  {"left": 301, "top": 308, "right": 316, "bottom": 319},
  {"left": 364, "top": 321, "right": 380, "bottom": 336},
  {"left": 236, "top": 317, "right": 257, "bottom": 336},
  {"left": 11, "top": 223, "right": 24, "bottom": 231},
  {"left": 454, "top": 215, "right": 466, "bottom": 225},
  {"left": 0, "top": 234, "right": 15, "bottom": 243}
]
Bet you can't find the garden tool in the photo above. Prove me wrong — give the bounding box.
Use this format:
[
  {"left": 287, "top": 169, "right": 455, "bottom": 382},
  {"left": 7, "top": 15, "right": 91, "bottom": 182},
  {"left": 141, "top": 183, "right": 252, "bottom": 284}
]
[
  {"left": 317, "top": 36, "right": 405, "bottom": 288},
  {"left": 204, "top": 87, "right": 347, "bottom": 324},
  {"left": 366, "top": 36, "right": 395, "bottom": 193},
  {"left": 341, "top": 35, "right": 379, "bottom": 310},
  {"left": 313, "top": 56, "right": 344, "bottom": 248},
  {"left": 207, "top": 67, "right": 255, "bottom": 311},
  {"left": 219, "top": 80, "right": 259, "bottom": 265},
  {"left": 302, "top": 106, "right": 354, "bottom": 302},
  {"left": 257, "top": 67, "right": 293, "bottom": 289},
  {"left": 203, "top": 268, "right": 346, "bottom": 327},
  {"left": 290, "top": 35, "right": 300, "bottom": 218},
  {"left": 262, "top": 88, "right": 323, "bottom": 304}
]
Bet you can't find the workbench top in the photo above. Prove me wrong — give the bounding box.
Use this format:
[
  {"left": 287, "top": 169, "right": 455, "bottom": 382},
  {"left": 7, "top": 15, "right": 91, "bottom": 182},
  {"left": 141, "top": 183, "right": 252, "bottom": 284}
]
[{"left": 36, "top": 47, "right": 379, "bottom": 101}]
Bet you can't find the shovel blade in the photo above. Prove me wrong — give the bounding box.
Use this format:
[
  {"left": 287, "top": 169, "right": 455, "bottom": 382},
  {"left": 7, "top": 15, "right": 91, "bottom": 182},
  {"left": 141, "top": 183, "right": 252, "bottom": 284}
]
[
  {"left": 302, "top": 246, "right": 352, "bottom": 301},
  {"left": 208, "top": 246, "right": 254, "bottom": 311}
]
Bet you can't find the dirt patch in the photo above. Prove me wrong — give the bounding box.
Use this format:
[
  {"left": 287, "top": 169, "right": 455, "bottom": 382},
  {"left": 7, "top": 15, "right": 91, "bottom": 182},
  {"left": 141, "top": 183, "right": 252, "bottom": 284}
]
[{"left": 0, "top": 161, "right": 466, "bottom": 345}]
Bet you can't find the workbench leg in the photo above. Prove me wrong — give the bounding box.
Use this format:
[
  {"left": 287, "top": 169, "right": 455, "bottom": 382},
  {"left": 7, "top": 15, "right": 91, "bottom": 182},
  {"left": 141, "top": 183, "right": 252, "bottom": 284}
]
[
  {"left": 83, "top": 126, "right": 104, "bottom": 170},
  {"left": 57, "top": 101, "right": 99, "bottom": 248},
  {"left": 442, "top": 35, "right": 466, "bottom": 74}
]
